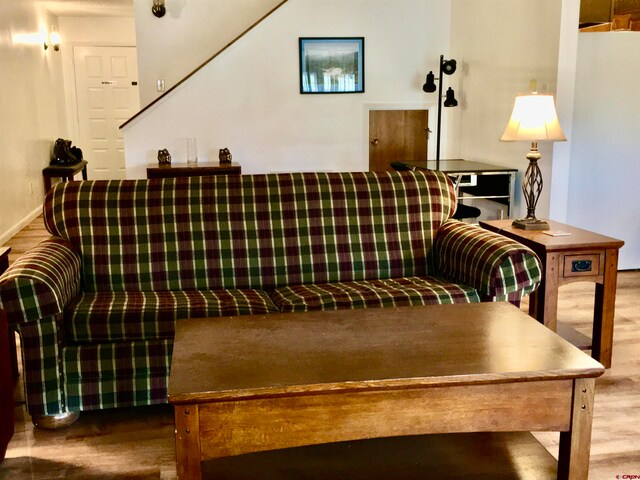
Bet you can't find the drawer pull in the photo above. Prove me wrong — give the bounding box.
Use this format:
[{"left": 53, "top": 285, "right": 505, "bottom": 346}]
[{"left": 572, "top": 260, "right": 592, "bottom": 273}]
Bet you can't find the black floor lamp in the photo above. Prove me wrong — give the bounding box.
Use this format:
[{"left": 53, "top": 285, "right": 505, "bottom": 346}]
[{"left": 423, "top": 55, "right": 458, "bottom": 170}]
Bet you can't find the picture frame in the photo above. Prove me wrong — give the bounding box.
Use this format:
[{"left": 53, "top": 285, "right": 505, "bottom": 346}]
[{"left": 299, "top": 37, "right": 365, "bottom": 94}]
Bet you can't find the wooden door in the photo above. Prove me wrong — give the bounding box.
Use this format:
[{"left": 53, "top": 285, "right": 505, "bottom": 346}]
[
  {"left": 73, "top": 46, "right": 140, "bottom": 180},
  {"left": 368, "top": 110, "right": 429, "bottom": 172}
]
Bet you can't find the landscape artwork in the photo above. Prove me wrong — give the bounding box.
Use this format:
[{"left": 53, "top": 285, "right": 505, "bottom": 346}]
[{"left": 299, "top": 37, "right": 364, "bottom": 94}]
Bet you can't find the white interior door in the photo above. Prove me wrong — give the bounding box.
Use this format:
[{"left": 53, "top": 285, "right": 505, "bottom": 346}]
[{"left": 74, "top": 46, "right": 139, "bottom": 180}]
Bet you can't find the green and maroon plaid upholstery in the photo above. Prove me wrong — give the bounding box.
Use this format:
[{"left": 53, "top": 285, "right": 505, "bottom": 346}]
[
  {"left": 18, "top": 317, "right": 65, "bottom": 416},
  {"left": 63, "top": 339, "right": 172, "bottom": 411},
  {"left": 4, "top": 170, "right": 543, "bottom": 420},
  {"left": 43, "top": 172, "right": 457, "bottom": 293},
  {"left": 434, "top": 220, "right": 542, "bottom": 302},
  {"left": 271, "top": 276, "right": 480, "bottom": 312},
  {"left": 65, "top": 290, "right": 278, "bottom": 344},
  {"left": 0, "top": 238, "right": 80, "bottom": 325}
]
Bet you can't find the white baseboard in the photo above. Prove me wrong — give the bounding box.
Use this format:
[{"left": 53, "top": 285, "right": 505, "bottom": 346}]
[{"left": 0, "top": 206, "right": 43, "bottom": 246}]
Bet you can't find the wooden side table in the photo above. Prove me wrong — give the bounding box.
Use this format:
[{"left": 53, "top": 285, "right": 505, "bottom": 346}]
[
  {"left": 480, "top": 219, "right": 624, "bottom": 368},
  {"left": 0, "top": 246, "right": 8, "bottom": 277},
  {"left": 0, "top": 247, "right": 17, "bottom": 383},
  {"left": 0, "top": 247, "right": 13, "bottom": 463},
  {"left": 0, "top": 309, "right": 13, "bottom": 463},
  {"left": 42, "top": 160, "right": 88, "bottom": 192},
  {"left": 146, "top": 162, "right": 241, "bottom": 179}
]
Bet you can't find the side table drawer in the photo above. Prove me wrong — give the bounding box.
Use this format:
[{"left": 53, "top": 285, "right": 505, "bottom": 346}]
[{"left": 562, "top": 253, "right": 602, "bottom": 278}]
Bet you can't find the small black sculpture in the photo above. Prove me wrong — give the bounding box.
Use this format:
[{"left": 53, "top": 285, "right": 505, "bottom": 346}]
[
  {"left": 219, "top": 148, "right": 232, "bottom": 165},
  {"left": 157, "top": 149, "right": 171, "bottom": 164}
]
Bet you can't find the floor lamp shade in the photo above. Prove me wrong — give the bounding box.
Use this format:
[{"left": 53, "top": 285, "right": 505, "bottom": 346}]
[{"left": 500, "top": 93, "right": 565, "bottom": 230}]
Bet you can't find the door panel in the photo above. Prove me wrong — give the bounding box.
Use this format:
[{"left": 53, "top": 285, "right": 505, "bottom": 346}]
[
  {"left": 74, "top": 46, "right": 139, "bottom": 180},
  {"left": 368, "top": 110, "right": 429, "bottom": 172}
]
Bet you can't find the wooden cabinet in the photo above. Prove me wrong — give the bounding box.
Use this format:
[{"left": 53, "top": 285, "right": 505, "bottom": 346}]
[
  {"left": 368, "top": 110, "right": 429, "bottom": 172},
  {"left": 580, "top": 0, "right": 640, "bottom": 31}
]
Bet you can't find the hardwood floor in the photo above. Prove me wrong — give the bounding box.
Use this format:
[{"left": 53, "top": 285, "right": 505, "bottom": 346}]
[
  {"left": 1, "top": 216, "right": 639, "bottom": 479},
  {"left": 4, "top": 216, "right": 50, "bottom": 265}
]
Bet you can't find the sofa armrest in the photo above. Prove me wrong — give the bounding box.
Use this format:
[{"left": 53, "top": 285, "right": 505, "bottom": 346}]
[
  {"left": 0, "top": 238, "right": 81, "bottom": 325},
  {"left": 435, "top": 220, "right": 542, "bottom": 300}
]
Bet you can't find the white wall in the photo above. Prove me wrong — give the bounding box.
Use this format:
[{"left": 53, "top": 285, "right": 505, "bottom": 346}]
[
  {"left": 123, "top": 0, "right": 451, "bottom": 177},
  {"left": 134, "top": 0, "right": 285, "bottom": 106},
  {"left": 450, "top": 0, "right": 562, "bottom": 220},
  {"left": 0, "top": 0, "right": 68, "bottom": 245},
  {"left": 566, "top": 32, "right": 640, "bottom": 270},
  {"left": 58, "top": 16, "right": 136, "bottom": 142},
  {"left": 549, "top": 0, "right": 580, "bottom": 223}
]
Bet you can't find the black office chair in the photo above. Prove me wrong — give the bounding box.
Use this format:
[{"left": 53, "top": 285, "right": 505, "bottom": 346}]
[
  {"left": 390, "top": 162, "right": 413, "bottom": 172},
  {"left": 451, "top": 202, "right": 481, "bottom": 221},
  {"left": 390, "top": 162, "right": 481, "bottom": 221}
]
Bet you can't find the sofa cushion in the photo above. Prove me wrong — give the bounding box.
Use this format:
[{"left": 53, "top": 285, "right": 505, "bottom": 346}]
[
  {"left": 65, "top": 290, "right": 278, "bottom": 344},
  {"left": 43, "top": 171, "right": 456, "bottom": 293},
  {"left": 270, "top": 276, "right": 480, "bottom": 312}
]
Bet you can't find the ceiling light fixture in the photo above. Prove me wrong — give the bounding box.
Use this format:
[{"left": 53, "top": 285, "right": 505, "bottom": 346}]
[{"left": 43, "top": 26, "right": 61, "bottom": 51}]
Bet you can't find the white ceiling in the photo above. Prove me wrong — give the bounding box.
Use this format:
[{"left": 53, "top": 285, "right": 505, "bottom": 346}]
[{"left": 39, "top": 0, "right": 134, "bottom": 17}]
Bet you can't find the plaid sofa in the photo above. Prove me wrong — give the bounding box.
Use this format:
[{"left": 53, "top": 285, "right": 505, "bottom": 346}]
[{"left": 0, "top": 171, "right": 541, "bottom": 422}]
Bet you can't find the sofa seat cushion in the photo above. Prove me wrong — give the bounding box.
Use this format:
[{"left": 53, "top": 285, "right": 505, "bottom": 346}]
[
  {"left": 65, "top": 290, "right": 278, "bottom": 344},
  {"left": 270, "top": 276, "right": 480, "bottom": 313}
]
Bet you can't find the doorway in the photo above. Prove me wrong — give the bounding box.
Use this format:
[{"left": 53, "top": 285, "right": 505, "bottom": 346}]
[
  {"left": 368, "top": 109, "right": 429, "bottom": 172},
  {"left": 73, "top": 46, "right": 140, "bottom": 180}
]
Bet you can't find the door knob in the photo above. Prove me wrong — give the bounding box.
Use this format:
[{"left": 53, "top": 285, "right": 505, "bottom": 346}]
[{"left": 371, "top": 138, "right": 379, "bottom": 146}]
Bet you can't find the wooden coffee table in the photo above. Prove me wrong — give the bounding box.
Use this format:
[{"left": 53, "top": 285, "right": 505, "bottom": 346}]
[{"left": 168, "top": 303, "right": 604, "bottom": 480}]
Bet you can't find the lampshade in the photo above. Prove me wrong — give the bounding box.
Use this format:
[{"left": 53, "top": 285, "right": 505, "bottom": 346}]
[
  {"left": 500, "top": 94, "right": 566, "bottom": 142},
  {"left": 422, "top": 71, "right": 436, "bottom": 93},
  {"left": 443, "top": 87, "right": 457, "bottom": 107}
]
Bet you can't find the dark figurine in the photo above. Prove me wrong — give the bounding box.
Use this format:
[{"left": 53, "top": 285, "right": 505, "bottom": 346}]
[
  {"left": 157, "top": 149, "right": 171, "bottom": 164},
  {"left": 219, "top": 148, "right": 232, "bottom": 165}
]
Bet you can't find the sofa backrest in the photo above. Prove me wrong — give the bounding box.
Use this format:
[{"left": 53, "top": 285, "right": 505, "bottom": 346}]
[{"left": 43, "top": 171, "right": 456, "bottom": 292}]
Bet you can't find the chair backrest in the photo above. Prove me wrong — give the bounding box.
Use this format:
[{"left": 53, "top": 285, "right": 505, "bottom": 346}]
[{"left": 43, "top": 171, "right": 456, "bottom": 292}]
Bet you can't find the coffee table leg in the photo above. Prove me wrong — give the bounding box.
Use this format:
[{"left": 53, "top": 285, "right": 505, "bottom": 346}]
[
  {"left": 557, "top": 378, "right": 596, "bottom": 480},
  {"left": 174, "top": 405, "right": 202, "bottom": 480}
]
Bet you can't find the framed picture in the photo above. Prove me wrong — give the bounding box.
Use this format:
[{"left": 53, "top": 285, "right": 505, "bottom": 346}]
[{"left": 299, "top": 37, "right": 365, "bottom": 94}]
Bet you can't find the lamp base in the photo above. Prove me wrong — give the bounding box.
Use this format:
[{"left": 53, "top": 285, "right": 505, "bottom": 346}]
[{"left": 512, "top": 218, "right": 550, "bottom": 231}]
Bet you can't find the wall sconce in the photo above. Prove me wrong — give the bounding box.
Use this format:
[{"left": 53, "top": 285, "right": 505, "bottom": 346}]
[
  {"left": 44, "top": 27, "right": 61, "bottom": 51},
  {"left": 423, "top": 55, "right": 458, "bottom": 167},
  {"left": 152, "top": 0, "right": 166, "bottom": 18}
]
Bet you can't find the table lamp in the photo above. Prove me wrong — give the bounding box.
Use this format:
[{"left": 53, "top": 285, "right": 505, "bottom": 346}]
[{"left": 500, "top": 93, "right": 566, "bottom": 230}]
